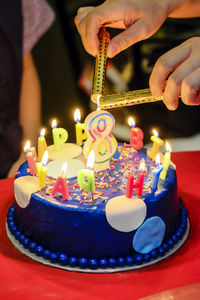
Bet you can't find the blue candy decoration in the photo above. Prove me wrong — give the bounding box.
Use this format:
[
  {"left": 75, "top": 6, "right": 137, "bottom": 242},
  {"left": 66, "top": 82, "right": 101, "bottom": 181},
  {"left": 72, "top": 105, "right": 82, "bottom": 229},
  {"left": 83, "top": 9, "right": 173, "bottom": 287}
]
[
  {"left": 59, "top": 253, "right": 68, "bottom": 266},
  {"left": 50, "top": 252, "right": 58, "bottom": 263},
  {"left": 29, "top": 242, "right": 36, "bottom": 252},
  {"left": 43, "top": 249, "right": 51, "bottom": 259},
  {"left": 14, "top": 231, "right": 21, "bottom": 240},
  {"left": 22, "top": 237, "right": 30, "bottom": 248},
  {"left": 134, "top": 254, "right": 143, "bottom": 265},
  {"left": 126, "top": 256, "right": 134, "bottom": 266},
  {"left": 167, "top": 239, "right": 174, "bottom": 248},
  {"left": 158, "top": 246, "right": 165, "bottom": 256},
  {"left": 35, "top": 245, "right": 43, "bottom": 256},
  {"left": 108, "top": 258, "right": 117, "bottom": 268},
  {"left": 78, "top": 257, "right": 87, "bottom": 268},
  {"left": 99, "top": 258, "right": 108, "bottom": 269},
  {"left": 89, "top": 258, "right": 98, "bottom": 270},
  {"left": 117, "top": 257, "right": 125, "bottom": 267},
  {"left": 69, "top": 257, "right": 78, "bottom": 267},
  {"left": 133, "top": 216, "right": 166, "bottom": 254},
  {"left": 143, "top": 254, "right": 151, "bottom": 262},
  {"left": 19, "top": 234, "right": 25, "bottom": 244},
  {"left": 150, "top": 249, "right": 158, "bottom": 259}
]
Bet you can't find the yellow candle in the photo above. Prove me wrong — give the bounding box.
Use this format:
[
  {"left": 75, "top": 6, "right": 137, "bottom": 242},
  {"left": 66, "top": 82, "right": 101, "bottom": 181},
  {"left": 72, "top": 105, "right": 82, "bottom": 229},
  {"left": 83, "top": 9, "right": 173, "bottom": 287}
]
[
  {"left": 74, "top": 109, "right": 88, "bottom": 146},
  {"left": 36, "top": 150, "right": 48, "bottom": 188},
  {"left": 52, "top": 119, "right": 68, "bottom": 151},
  {"left": 147, "top": 129, "right": 164, "bottom": 161},
  {"left": 160, "top": 142, "right": 172, "bottom": 180},
  {"left": 38, "top": 128, "right": 47, "bottom": 161}
]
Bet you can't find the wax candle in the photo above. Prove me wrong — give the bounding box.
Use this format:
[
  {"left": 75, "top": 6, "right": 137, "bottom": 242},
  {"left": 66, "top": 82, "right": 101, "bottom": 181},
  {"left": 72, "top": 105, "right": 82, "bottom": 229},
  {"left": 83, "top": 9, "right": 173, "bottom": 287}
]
[
  {"left": 83, "top": 110, "right": 117, "bottom": 172},
  {"left": 38, "top": 128, "right": 48, "bottom": 161},
  {"left": 126, "top": 161, "right": 145, "bottom": 198},
  {"left": 74, "top": 108, "right": 88, "bottom": 146},
  {"left": 128, "top": 117, "right": 143, "bottom": 150},
  {"left": 160, "top": 142, "right": 172, "bottom": 180},
  {"left": 151, "top": 153, "right": 163, "bottom": 191},
  {"left": 78, "top": 150, "right": 95, "bottom": 203},
  {"left": 36, "top": 150, "right": 48, "bottom": 188},
  {"left": 52, "top": 119, "right": 68, "bottom": 151},
  {"left": 147, "top": 129, "right": 164, "bottom": 161},
  {"left": 24, "top": 140, "right": 38, "bottom": 175},
  {"left": 52, "top": 162, "right": 69, "bottom": 200}
]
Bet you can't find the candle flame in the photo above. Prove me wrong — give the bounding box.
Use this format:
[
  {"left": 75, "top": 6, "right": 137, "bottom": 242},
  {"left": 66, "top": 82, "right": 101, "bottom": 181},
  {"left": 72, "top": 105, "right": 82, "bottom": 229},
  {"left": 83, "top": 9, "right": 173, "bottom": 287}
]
[
  {"left": 128, "top": 117, "right": 135, "bottom": 128},
  {"left": 153, "top": 129, "right": 159, "bottom": 137},
  {"left": 166, "top": 141, "right": 172, "bottom": 152},
  {"left": 86, "top": 150, "right": 95, "bottom": 169},
  {"left": 41, "top": 150, "right": 48, "bottom": 166},
  {"left": 40, "top": 128, "right": 45, "bottom": 137},
  {"left": 74, "top": 109, "right": 81, "bottom": 123},
  {"left": 155, "top": 153, "right": 160, "bottom": 165},
  {"left": 140, "top": 161, "right": 145, "bottom": 171},
  {"left": 52, "top": 119, "right": 57, "bottom": 129},
  {"left": 24, "top": 140, "right": 30, "bottom": 152},
  {"left": 61, "top": 162, "right": 68, "bottom": 175}
]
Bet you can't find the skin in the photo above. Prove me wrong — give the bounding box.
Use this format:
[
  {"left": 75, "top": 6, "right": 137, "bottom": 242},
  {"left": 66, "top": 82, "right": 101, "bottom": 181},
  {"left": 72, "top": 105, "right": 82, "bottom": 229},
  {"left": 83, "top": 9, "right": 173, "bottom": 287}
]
[
  {"left": 7, "top": 53, "right": 41, "bottom": 177},
  {"left": 75, "top": 0, "right": 200, "bottom": 109}
]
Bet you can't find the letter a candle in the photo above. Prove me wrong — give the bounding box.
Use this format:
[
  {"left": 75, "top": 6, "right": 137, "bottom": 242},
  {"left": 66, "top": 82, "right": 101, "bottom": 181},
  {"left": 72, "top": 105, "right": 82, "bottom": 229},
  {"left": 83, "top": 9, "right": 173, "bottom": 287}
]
[
  {"left": 78, "top": 150, "right": 95, "bottom": 204},
  {"left": 52, "top": 162, "right": 69, "bottom": 200}
]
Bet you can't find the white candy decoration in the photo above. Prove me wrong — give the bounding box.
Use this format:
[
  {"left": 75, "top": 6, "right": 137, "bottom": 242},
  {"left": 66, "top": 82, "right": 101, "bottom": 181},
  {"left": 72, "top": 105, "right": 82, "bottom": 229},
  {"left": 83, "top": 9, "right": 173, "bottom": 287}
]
[
  {"left": 14, "top": 176, "right": 40, "bottom": 208},
  {"left": 105, "top": 195, "right": 147, "bottom": 232},
  {"left": 83, "top": 110, "right": 117, "bottom": 171}
]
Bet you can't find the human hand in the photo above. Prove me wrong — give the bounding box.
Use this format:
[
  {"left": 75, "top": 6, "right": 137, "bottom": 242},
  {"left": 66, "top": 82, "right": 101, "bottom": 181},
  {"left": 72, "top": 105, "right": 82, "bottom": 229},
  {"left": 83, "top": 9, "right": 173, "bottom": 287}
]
[
  {"left": 7, "top": 152, "right": 26, "bottom": 178},
  {"left": 75, "top": 0, "right": 177, "bottom": 57},
  {"left": 149, "top": 37, "right": 200, "bottom": 110}
]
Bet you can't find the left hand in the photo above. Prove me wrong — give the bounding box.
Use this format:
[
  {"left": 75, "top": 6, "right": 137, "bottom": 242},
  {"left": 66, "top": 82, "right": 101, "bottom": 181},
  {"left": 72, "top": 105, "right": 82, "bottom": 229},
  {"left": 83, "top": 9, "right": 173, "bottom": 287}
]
[
  {"left": 7, "top": 152, "right": 26, "bottom": 178},
  {"left": 149, "top": 37, "right": 200, "bottom": 110}
]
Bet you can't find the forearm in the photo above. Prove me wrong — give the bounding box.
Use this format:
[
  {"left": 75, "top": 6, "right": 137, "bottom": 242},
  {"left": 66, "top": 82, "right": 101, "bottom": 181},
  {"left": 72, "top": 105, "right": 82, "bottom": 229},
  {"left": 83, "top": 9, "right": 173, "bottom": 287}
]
[
  {"left": 19, "top": 52, "right": 41, "bottom": 148},
  {"left": 168, "top": 0, "right": 200, "bottom": 18}
]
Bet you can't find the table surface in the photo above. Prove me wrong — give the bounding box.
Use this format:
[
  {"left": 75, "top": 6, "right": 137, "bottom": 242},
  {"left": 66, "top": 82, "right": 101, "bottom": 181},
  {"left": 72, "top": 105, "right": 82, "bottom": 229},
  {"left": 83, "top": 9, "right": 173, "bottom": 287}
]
[{"left": 0, "top": 152, "right": 200, "bottom": 300}]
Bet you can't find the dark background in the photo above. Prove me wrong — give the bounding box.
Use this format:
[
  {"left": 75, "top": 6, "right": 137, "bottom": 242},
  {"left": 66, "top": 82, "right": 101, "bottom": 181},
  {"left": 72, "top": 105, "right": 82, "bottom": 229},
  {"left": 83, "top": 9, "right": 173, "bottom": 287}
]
[{"left": 32, "top": 0, "right": 200, "bottom": 144}]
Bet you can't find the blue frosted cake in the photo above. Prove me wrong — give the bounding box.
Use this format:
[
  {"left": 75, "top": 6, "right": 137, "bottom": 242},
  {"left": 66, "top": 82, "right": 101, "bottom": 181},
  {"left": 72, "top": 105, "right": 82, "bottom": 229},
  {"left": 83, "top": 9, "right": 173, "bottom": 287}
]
[{"left": 7, "top": 143, "right": 188, "bottom": 271}]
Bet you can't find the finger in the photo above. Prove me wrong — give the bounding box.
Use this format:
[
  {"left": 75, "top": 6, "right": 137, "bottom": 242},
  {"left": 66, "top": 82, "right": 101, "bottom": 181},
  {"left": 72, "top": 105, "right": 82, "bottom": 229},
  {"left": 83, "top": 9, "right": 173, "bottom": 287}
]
[
  {"left": 75, "top": 7, "right": 94, "bottom": 27},
  {"left": 107, "top": 19, "right": 152, "bottom": 57},
  {"left": 181, "top": 67, "right": 200, "bottom": 105},
  {"left": 150, "top": 41, "right": 191, "bottom": 97},
  {"left": 163, "top": 52, "right": 200, "bottom": 110}
]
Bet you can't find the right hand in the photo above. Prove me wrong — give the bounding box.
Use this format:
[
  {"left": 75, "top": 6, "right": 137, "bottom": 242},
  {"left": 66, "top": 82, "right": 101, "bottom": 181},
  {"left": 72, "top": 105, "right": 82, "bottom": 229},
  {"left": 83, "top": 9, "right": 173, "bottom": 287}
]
[{"left": 74, "top": 0, "right": 178, "bottom": 57}]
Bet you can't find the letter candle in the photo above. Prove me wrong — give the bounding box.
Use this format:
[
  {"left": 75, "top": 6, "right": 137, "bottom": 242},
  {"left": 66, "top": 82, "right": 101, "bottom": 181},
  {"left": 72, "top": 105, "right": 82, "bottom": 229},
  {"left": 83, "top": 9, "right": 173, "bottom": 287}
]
[
  {"left": 38, "top": 128, "right": 47, "bottom": 161},
  {"left": 74, "top": 108, "right": 88, "bottom": 146},
  {"left": 78, "top": 150, "right": 95, "bottom": 204},
  {"left": 52, "top": 119, "right": 68, "bottom": 151},
  {"left": 52, "top": 162, "right": 69, "bottom": 200},
  {"left": 24, "top": 141, "right": 38, "bottom": 175},
  {"left": 128, "top": 117, "right": 144, "bottom": 150},
  {"left": 147, "top": 129, "right": 164, "bottom": 161},
  {"left": 36, "top": 150, "right": 48, "bottom": 188},
  {"left": 160, "top": 142, "right": 172, "bottom": 180},
  {"left": 151, "top": 153, "right": 163, "bottom": 191},
  {"left": 126, "top": 161, "right": 145, "bottom": 198}
]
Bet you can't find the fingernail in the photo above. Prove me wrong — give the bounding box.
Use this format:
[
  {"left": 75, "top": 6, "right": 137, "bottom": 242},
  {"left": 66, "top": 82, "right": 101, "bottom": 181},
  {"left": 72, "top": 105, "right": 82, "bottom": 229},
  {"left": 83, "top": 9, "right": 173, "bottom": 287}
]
[
  {"left": 167, "top": 105, "right": 176, "bottom": 111},
  {"left": 108, "top": 44, "right": 117, "bottom": 58}
]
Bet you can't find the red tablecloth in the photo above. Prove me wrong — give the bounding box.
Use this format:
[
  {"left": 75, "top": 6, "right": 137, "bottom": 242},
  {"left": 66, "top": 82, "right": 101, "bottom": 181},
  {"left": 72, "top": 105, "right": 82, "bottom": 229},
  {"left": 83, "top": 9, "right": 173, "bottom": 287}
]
[{"left": 0, "top": 152, "right": 200, "bottom": 300}]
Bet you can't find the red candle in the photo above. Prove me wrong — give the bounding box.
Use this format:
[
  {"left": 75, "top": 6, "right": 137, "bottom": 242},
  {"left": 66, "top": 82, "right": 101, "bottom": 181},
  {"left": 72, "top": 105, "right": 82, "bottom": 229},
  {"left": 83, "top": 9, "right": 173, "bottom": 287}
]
[
  {"left": 52, "top": 162, "right": 69, "bottom": 200},
  {"left": 128, "top": 117, "right": 143, "bottom": 150},
  {"left": 126, "top": 161, "right": 145, "bottom": 198},
  {"left": 24, "top": 141, "right": 38, "bottom": 175}
]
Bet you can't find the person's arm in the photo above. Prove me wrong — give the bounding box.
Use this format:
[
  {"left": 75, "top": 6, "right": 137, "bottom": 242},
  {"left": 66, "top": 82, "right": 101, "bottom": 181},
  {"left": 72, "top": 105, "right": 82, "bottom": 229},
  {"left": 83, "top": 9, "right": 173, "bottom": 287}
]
[
  {"left": 74, "top": 0, "right": 200, "bottom": 58},
  {"left": 7, "top": 52, "right": 41, "bottom": 177}
]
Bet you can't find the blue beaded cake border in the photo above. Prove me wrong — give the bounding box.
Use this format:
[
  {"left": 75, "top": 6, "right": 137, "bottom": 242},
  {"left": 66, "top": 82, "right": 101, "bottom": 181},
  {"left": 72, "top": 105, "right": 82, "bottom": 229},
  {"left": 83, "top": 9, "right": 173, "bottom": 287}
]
[{"left": 7, "top": 204, "right": 188, "bottom": 271}]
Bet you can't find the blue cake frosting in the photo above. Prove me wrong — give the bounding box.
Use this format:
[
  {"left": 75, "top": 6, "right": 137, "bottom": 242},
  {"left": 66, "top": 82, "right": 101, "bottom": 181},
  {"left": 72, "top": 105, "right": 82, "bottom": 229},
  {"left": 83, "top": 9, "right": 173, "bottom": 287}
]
[{"left": 13, "top": 145, "right": 180, "bottom": 261}]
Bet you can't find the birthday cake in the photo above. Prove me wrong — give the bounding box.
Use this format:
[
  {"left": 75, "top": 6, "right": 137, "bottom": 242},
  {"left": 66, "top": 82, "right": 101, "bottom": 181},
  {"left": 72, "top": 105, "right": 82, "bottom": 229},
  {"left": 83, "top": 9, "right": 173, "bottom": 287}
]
[{"left": 7, "top": 110, "right": 188, "bottom": 272}]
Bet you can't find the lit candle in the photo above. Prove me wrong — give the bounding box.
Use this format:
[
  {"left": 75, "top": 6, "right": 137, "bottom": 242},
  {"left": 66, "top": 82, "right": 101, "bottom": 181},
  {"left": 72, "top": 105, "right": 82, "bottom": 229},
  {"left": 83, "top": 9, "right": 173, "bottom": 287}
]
[
  {"left": 83, "top": 110, "right": 117, "bottom": 172},
  {"left": 38, "top": 128, "right": 47, "bottom": 161},
  {"left": 128, "top": 117, "right": 143, "bottom": 150},
  {"left": 52, "top": 119, "right": 68, "bottom": 151},
  {"left": 74, "top": 108, "right": 88, "bottom": 146},
  {"left": 160, "top": 142, "right": 172, "bottom": 181},
  {"left": 24, "top": 141, "right": 38, "bottom": 175},
  {"left": 147, "top": 129, "right": 164, "bottom": 161},
  {"left": 52, "top": 162, "right": 69, "bottom": 200},
  {"left": 78, "top": 150, "right": 95, "bottom": 203},
  {"left": 151, "top": 153, "right": 163, "bottom": 191},
  {"left": 126, "top": 161, "right": 145, "bottom": 198},
  {"left": 36, "top": 150, "right": 48, "bottom": 188}
]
